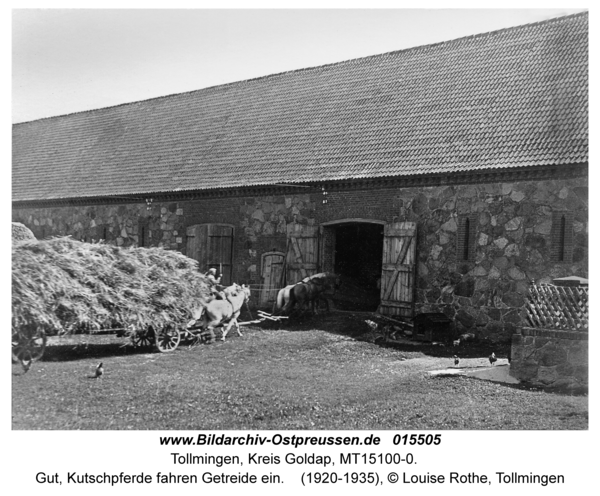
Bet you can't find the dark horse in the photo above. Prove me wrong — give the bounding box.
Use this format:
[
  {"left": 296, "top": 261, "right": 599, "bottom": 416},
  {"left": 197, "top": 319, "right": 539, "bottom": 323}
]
[{"left": 275, "top": 272, "right": 341, "bottom": 315}]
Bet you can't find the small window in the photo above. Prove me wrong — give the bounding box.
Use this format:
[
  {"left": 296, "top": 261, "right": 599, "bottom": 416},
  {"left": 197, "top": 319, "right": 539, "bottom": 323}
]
[
  {"left": 457, "top": 214, "right": 477, "bottom": 261},
  {"left": 138, "top": 219, "right": 149, "bottom": 247},
  {"left": 551, "top": 212, "right": 574, "bottom": 263}
]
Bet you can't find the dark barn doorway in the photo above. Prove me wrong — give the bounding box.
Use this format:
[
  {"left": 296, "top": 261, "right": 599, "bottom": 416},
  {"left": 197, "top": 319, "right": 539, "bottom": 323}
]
[{"left": 331, "top": 222, "right": 384, "bottom": 311}]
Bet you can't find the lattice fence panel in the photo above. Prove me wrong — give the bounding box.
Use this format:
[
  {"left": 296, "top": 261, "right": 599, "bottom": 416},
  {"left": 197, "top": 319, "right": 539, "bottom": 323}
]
[{"left": 526, "top": 284, "right": 588, "bottom": 331}]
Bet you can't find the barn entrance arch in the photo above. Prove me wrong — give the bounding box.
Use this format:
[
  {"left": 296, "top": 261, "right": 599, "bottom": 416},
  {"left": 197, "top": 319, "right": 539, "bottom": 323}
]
[
  {"left": 281, "top": 219, "right": 416, "bottom": 316},
  {"left": 320, "top": 219, "right": 385, "bottom": 312}
]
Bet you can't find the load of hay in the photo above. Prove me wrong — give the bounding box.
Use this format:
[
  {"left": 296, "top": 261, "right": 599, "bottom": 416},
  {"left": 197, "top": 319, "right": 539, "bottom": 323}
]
[
  {"left": 12, "top": 237, "right": 211, "bottom": 335},
  {"left": 12, "top": 222, "right": 36, "bottom": 243}
]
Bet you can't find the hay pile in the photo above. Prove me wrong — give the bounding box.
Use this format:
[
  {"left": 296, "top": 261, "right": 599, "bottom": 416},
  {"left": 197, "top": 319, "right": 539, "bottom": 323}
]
[
  {"left": 12, "top": 237, "right": 211, "bottom": 335},
  {"left": 12, "top": 222, "right": 36, "bottom": 243}
]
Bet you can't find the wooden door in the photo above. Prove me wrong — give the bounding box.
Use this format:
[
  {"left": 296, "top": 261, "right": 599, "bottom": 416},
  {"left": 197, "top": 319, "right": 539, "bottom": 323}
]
[
  {"left": 378, "top": 221, "right": 417, "bottom": 318},
  {"left": 259, "top": 252, "right": 285, "bottom": 307},
  {"left": 186, "top": 224, "right": 234, "bottom": 284},
  {"left": 286, "top": 224, "right": 319, "bottom": 284},
  {"left": 186, "top": 224, "right": 207, "bottom": 271}
]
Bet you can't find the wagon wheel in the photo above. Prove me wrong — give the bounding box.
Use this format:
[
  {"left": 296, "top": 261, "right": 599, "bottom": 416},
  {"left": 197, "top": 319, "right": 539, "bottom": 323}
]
[
  {"left": 155, "top": 324, "right": 181, "bottom": 352},
  {"left": 131, "top": 328, "right": 156, "bottom": 348},
  {"left": 12, "top": 325, "right": 47, "bottom": 363}
]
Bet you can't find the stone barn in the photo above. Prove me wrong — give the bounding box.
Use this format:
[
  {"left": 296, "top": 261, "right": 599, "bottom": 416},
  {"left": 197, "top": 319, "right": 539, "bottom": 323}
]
[{"left": 12, "top": 13, "right": 588, "bottom": 342}]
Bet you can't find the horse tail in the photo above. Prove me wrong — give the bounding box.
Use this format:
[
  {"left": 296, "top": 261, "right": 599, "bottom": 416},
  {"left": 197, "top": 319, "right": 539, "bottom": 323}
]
[
  {"left": 283, "top": 285, "right": 297, "bottom": 314},
  {"left": 276, "top": 287, "right": 285, "bottom": 311},
  {"left": 274, "top": 286, "right": 290, "bottom": 314}
]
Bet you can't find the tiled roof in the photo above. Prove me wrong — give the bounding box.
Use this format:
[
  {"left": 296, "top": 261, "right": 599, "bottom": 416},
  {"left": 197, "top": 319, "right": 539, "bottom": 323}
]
[{"left": 13, "top": 12, "right": 588, "bottom": 202}]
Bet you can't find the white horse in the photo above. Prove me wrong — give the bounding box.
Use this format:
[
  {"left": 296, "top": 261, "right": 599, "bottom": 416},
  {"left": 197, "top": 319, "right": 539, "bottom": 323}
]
[{"left": 190, "top": 284, "right": 251, "bottom": 342}]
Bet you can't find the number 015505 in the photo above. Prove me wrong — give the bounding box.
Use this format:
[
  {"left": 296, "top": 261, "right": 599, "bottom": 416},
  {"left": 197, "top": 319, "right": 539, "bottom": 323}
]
[{"left": 393, "top": 434, "right": 441, "bottom": 446}]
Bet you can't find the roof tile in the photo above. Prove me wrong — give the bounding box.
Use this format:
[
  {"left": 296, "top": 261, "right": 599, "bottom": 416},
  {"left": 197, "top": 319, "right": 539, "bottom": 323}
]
[{"left": 13, "top": 12, "right": 588, "bottom": 201}]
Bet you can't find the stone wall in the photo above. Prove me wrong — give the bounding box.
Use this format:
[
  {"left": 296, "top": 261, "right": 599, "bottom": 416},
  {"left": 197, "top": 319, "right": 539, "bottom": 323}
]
[
  {"left": 509, "top": 327, "right": 588, "bottom": 392},
  {"left": 13, "top": 194, "right": 317, "bottom": 287},
  {"left": 315, "top": 177, "right": 588, "bottom": 341},
  {"left": 13, "top": 172, "right": 587, "bottom": 342},
  {"left": 181, "top": 194, "right": 316, "bottom": 285},
  {"left": 14, "top": 202, "right": 186, "bottom": 250}
]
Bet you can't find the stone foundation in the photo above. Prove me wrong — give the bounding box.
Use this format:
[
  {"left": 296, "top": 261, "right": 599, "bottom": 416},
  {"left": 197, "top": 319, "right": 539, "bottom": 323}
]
[{"left": 509, "top": 327, "right": 588, "bottom": 392}]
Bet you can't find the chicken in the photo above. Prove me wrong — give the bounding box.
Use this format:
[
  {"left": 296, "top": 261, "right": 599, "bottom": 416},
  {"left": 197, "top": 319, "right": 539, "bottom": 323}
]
[
  {"left": 365, "top": 320, "right": 378, "bottom": 331},
  {"left": 21, "top": 357, "right": 32, "bottom": 373},
  {"left": 454, "top": 355, "right": 459, "bottom": 367},
  {"left": 95, "top": 362, "right": 104, "bottom": 378},
  {"left": 365, "top": 320, "right": 384, "bottom": 343},
  {"left": 488, "top": 353, "right": 497, "bottom": 366}
]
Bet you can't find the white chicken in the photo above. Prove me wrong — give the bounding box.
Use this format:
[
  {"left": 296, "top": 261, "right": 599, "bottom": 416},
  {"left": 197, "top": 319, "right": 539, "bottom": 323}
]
[
  {"left": 21, "top": 357, "right": 32, "bottom": 373},
  {"left": 365, "top": 320, "right": 378, "bottom": 331}
]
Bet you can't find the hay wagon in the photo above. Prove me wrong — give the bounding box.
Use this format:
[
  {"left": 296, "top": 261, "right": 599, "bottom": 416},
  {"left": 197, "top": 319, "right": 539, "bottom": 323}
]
[
  {"left": 12, "top": 236, "right": 213, "bottom": 364},
  {"left": 11, "top": 236, "right": 290, "bottom": 363},
  {"left": 12, "top": 308, "right": 289, "bottom": 361}
]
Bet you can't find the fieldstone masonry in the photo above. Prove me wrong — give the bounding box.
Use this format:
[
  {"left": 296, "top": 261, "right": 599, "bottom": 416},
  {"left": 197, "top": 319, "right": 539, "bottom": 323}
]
[
  {"left": 13, "top": 175, "right": 587, "bottom": 343},
  {"left": 510, "top": 327, "right": 588, "bottom": 392},
  {"left": 236, "top": 194, "right": 317, "bottom": 284},
  {"left": 239, "top": 194, "right": 316, "bottom": 246},
  {"left": 15, "top": 202, "right": 185, "bottom": 251},
  {"left": 390, "top": 178, "right": 587, "bottom": 342}
]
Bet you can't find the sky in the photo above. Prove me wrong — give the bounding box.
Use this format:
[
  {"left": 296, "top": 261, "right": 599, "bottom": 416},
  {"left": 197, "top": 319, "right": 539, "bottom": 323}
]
[{"left": 11, "top": 7, "right": 588, "bottom": 123}]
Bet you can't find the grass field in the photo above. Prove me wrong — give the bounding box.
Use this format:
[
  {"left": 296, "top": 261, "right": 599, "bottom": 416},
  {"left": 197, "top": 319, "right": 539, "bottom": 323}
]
[{"left": 12, "top": 313, "right": 588, "bottom": 430}]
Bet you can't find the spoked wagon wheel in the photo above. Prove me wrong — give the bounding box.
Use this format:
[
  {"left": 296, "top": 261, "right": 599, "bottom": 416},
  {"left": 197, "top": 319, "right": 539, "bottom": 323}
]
[
  {"left": 131, "top": 328, "right": 156, "bottom": 348},
  {"left": 154, "top": 324, "right": 181, "bottom": 353},
  {"left": 12, "top": 325, "right": 47, "bottom": 363}
]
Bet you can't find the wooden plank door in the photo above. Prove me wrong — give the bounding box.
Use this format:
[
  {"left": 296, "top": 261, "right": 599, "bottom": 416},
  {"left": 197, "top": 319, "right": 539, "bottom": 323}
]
[
  {"left": 186, "top": 223, "right": 208, "bottom": 270},
  {"left": 259, "top": 252, "right": 285, "bottom": 306},
  {"left": 286, "top": 224, "right": 319, "bottom": 284},
  {"left": 207, "top": 224, "right": 234, "bottom": 284},
  {"left": 186, "top": 224, "right": 234, "bottom": 284},
  {"left": 378, "top": 221, "right": 417, "bottom": 318}
]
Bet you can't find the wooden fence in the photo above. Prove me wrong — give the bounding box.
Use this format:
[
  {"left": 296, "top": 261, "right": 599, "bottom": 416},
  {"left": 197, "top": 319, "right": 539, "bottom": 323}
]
[{"left": 525, "top": 284, "right": 588, "bottom": 331}]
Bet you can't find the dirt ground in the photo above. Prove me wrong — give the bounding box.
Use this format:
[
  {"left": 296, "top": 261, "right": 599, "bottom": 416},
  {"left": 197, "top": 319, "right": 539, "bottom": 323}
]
[{"left": 12, "top": 311, "right": 587, "bottom": 430}]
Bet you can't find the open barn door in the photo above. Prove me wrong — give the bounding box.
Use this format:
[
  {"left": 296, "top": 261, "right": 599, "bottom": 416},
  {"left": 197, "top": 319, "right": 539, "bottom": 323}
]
[
  {"left": 378, "top": 221, "right": 417, "bottom": 318},
  {"left": 285, "top": 224, "right": 319, "bottom": 284}
]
